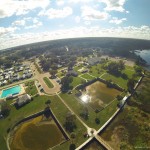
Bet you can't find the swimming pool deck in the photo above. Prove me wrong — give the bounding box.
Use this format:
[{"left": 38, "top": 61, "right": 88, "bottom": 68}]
[{"left": 0, "top": 84, "right": 25, "bottom": 100}]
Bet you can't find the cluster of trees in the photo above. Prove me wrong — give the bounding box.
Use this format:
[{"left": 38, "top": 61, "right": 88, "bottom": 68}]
[
  {"left": 0, "top": 102, "right": 11, "bottom": 118},
  {"left": 64, "top": 112, "right": 76, "bottom": 132},
  {"left": 80, "top": 106, "right": 89, "bottom": 120},
  {"left": 61, "top": 76, "right": 73, "bottom": 92},
  {"left": 106, "top": 60, "right": 125, "bottom": 76}
]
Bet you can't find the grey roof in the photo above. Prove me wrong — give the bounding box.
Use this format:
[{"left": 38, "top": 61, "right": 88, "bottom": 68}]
[
  {"left": 66, "top": 70, "right": 78, "bottom": 76},
  {"left": 88, "top": 57, "right": 101, "bottom": 65},
  {"left": 17, "top": 94, "right": 31, "bottom": 106}
]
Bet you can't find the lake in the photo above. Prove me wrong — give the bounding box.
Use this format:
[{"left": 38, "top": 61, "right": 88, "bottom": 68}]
[{"left": 135, "top": 50, "right": 150, "bottom": 70}]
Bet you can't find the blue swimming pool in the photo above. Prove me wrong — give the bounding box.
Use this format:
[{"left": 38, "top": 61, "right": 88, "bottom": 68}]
[{"left": 0, "top": 85, "right": 21, "bottom": 98}]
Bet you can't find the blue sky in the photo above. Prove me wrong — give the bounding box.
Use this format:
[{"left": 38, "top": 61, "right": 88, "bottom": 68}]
[{"left": 0, "top": 0, "right": 150, "bottom": 50}]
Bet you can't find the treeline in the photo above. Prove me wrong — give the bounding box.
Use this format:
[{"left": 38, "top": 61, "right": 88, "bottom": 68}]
[{"left": 1, "top": 37, "right": 150, "bottom": 68}]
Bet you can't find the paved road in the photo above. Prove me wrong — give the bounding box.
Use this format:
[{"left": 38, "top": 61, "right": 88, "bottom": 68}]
[{"left": 30, "top": 62, "right": 61, "bottom": 94}]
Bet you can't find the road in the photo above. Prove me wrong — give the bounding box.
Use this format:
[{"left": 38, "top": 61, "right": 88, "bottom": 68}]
[{"left": 30, "top": 62, "right": 61, "bottom": 94}]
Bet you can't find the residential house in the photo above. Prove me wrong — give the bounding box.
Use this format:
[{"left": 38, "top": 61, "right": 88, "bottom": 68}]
[
  {"left": 16, "top": 94, "right": 31, "bottom": 107},
  {"left": 66, "top": 70, "right": 78, "bottom": 77},
  {"left": 88, "top": 57, "right": 101, "bottom": 66}
]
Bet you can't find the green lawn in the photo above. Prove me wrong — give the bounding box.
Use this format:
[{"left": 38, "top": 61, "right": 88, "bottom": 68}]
[
  {"left": 74, "top": 65, "right": 84, "bottom": 75},
  {"left": 71, "top": 77, "right": 85, "bottom": 88},
  {"left": 25, "top": 81, "right": 38, "bottom": 96},
  {"left": 102, "top": 66, "right": 137, "bottom": 89},
  {"left": 0, "top": 95, "right": 87, "bottom": 150},
  {"left": 80, "top": 73, "right": 96, "bottom": 80},
  {"left": 57, "top": 72, "right": 64, "bottom": 78},
  {"left": 89, "top": 64, "right": 106, "bottom": 77},
  {"left": 43, "top": 77, "right": 54, "bottom": 88},
  {"left": 59, "top": 92, "right": 118, "bottom": 130}
]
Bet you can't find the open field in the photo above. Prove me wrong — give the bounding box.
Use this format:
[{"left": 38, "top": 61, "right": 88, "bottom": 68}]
[
  {"left": 43, "top": 77, "right": 54, "bottom": 88},
  {"left": 89, "top": 64, "right": 106, "bottom": 77},
  {"left": 80, "top": 73, "right": 96, "bottom": 80},
  {"left": 59, "top": 92, "right": 118, "bottom": 130},
  {"left": 71, "top": 77, "right": 85, "bottom": 88}
]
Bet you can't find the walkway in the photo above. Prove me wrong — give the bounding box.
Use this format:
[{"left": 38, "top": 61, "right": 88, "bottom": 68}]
[{"left": 57, "top": 94, "right": 97, "bottom": 137}]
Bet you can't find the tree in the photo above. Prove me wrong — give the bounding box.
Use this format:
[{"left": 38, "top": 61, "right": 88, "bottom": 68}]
[
  {"left": 69, "top": 144, "right": 76, "bottom": 150},
  {"left": 61, "top": 76, "right": 73, "bottom": 92},
  {"left": 80, "top": 106, "right": 89, "bottom": 120},
  {"left": 107, "top": 61, "right": 125, "bottom": 76},
  {"left": 45, "top": 99, "right": 51, "bottom": 106},
  {"left": 70, "top": 132, "right": 76, "bottom": 143},
  {"left": 127, "top": 78, "right": 135, "bottom": 92},
  {"left": 134, "top": 65, "right": 142, "bottom": 75},
  {"left": 1, "top": 102, "right": 11, "bottom": 118},
  {"left": 118, "top": 60, "right": 125, "bottom": 70},
  {"left": 64, "top": 112, "right": 76, "bottom": 132},
  {"left": 49, "top": 70, "right": 57, "bottom": 76},
  {"left": 117, "top": 95, "right": 123, "bottom": 101},
  {"left": 95, "top": 118, "right": 100, "bottom": 124}
]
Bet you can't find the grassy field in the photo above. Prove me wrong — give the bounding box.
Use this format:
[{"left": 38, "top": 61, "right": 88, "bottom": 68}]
[
  {"left": 102, "top": 73, "right": 128, "bottom": 89},
  {"left": 25, "top": 81, "right": 38, "bottom": 96},
  {"left": 74, "top": 65, "right": 85, "bottom": 75},
  {"left": 89, "top": 64, "right": 106, "bottom": 77},
  {"left": 71, "top": 77, "right": 85, "bottom": 88},
  {"left": 59, "top": 92, "right": 118, "bottom": 130},
  {"left": 100, "top": 71, "right": 150, "bottom": 150},
  {"left": 57, "top": 72, "right": 64, "bottom": 78},
  {"left": 43, "top": 77, "right": 54, "bottom": 88},
  {"left": 0, "top": 95, "right": 87, "bottom": 150},
  {"left": 80, "top": 73, "right": 96, "bottom": 80}
]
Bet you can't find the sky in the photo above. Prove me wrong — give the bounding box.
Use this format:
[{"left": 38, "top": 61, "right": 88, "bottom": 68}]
[{"left": 0, "top": 0, "right": 150, "bottom": 50}]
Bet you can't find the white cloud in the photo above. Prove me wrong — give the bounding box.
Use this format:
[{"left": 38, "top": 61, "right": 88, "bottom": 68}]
[
  {"left": 56, "top": 0, "right": 65, "bottom": 6},
  {"left": 109, "top": 17, "right": 127, "bottom": 24},
  {"left": 0, "top": 27, "right": 17, "bottom": 36},
  {"left": 38, "top": 7, "right": 73, "bottom": 19},
  {"left": 75, "top": 16, "right": 81, "bottom": 23},
  {"left": 12, "top": 20, "right": 26, "bottom": 26},
  {"left": 1, "top": 25, "right": 150, "bottom": 50},
  {"left": 0, "top": 0, "right": 50, "bottom": 18},
  {"left": 25, "top": 18, "right": 43, "bottom": 29},
  {"left": 11, "top": 17, "right": 42, "bottom": 29},
  {"left": 81, "top": 6, "right": 109, "bottom": 21},
  {"left": 101, "top": 0, "right": 127, "bottom": 12},
  {"left": 25, "top": 22, "right": 42, "bottom": 29},
  {"left": 68, "top": 0, "right": 92, "bottom": 3},
  {"left": 84, "top": 21, "right": 91, "bottom": 26}
]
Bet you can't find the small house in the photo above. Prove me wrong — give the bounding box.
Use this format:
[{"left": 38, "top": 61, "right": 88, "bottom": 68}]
[
  {"left": 66, "top": 70, "right": 78, "bottom": 77},
  {"left": 16, "top": 94, "right": 31, "bottom": 107}
]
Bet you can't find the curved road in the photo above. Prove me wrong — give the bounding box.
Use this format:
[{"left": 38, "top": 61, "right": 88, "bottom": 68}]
[{"left": 30, "top": 62, "right": 61, "bottom": 94}]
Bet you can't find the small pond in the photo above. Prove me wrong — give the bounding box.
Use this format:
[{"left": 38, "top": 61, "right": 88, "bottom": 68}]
[
  {"left": 82, "top": 81, "right": 121, "bottom": 110},
  {"left": 10, "top": 115, "right": 66, "bottom": 150}
]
